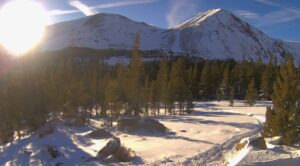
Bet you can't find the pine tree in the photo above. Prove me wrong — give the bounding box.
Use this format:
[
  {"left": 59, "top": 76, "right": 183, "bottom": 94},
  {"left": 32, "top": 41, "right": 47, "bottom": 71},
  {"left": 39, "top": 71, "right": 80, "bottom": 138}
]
[
  {"left": 169, "top": 59, "right": 191, "bottom": 115},
  {"left": 191, "top": 62, "right": 199, "bottom": 99},
  {"left": 260, "top": 59, "right": 274, "bottom": 100},
  {"left": 157, "top": 56, "right": 169, "bottom": 114},
  {"left": 229, "top": 87, "right": 235, "bottom": 106},
  {"left": 217, "top": 64, "right": 231, "bottom": 100},
  {"left": 216, "top": 88, "right": 222, "bottom": 102},
  {"left": 126, "top": 33, "right": 144, "bottom": 115},
  {"left": 236, "top": 61, "right": 249, "bottom": 99},
  {"left": 264, "top": 54, "right": 300, "bottom": 145},
  {"left": 199, "top": 61, "right": 211, "bottom": 99},
  {"left": 149, "top": 80, "right": 159, "bottom": 115},
  {"left": 245, "top": 79, "right": 256, "bottom": 106},
  {"left": 105, "top": 79, "right": 122, "bottom": 126},
  {"left": 143, "top": 76, "right": 150, "bottom": 115}
]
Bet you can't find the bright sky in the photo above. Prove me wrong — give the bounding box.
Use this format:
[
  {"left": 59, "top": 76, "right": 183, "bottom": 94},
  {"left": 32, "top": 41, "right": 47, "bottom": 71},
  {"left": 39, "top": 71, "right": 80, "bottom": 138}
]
[{"left": 1, "top": 0, "right": 300, "bottom": 41}]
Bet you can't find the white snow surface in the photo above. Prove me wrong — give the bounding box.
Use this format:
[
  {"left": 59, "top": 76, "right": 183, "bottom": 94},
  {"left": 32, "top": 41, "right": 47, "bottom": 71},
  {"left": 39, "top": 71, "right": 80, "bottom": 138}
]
[
  {"left": 1, "top": 101, "right": 287, "bottom": 166},
  {"left": 42, "top": 9, "right": 300, "bottom": 62},
  {"left": 43, "top": 13, "right": 163, "bottom": 52}
]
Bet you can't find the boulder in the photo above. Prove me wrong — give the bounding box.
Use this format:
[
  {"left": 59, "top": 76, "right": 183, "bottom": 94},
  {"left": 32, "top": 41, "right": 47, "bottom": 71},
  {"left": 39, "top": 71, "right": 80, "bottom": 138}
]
[
  {"left": 87, "top": 129, "right": 113, "bottom": 139},
  {"left": 36, "top": 123, "right": 54, "bottom": 138},
  {"left": 96, "top": 137, "right": 137, "bottom": 163},
  {"left": 141, "top": 117, "right": 168, "bottom": 133},
  {"left": 117, "top": 116, "right": 141, "bottom": 132},
  {"left": 250, "top": 137, "right": 267, "bottom": 150},
  {"left": 97, "top": 137, "right": 121, "bottom": 159},
  {"left": 47, "top": 147, "right": 60, "bottom": 158},
  {"left": 117, "top": 116, "right": 168, "bottom": 133},
  {"left": 63, "top": 116, "right": 86, "bottom": 127}
]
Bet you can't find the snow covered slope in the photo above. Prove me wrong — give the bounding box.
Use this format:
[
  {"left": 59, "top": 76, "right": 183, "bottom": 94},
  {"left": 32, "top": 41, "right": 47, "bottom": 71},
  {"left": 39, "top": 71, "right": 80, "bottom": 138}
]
[
  {"left": 42, "top": 9, "right": 300, "bottom": 62},
  {"left": 43, "top": 13, "right": 164, "bottom": 51}
]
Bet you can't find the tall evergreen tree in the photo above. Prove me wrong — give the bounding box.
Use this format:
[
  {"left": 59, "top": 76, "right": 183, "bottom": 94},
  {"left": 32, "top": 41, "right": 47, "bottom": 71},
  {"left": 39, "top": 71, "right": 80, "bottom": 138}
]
[
  {"left": 217, "top": 64, "right": 231, "bottom": 100},
  {"left": 190, "top": 62, "right": 199, "bottom": 99},
  {"left": 157, "top": 56, "right": 169, "bottom": 114},
  {"left": 105, "top": 79, "right": 122, "bottom": 126},
  {"left": 126, "top": 33, "right": 144, "bottom": 115},
  {"left": 199, "top": 61, "right": 211, "bottom": 99},
  {"left": 245, "top": 78, "right": 257, "bottom": 106},
  {"left": 169, "top": 59, "right": 192, "bottom": 115},
  {"left": 260, "top": 59, "right": 274, "bottom": 100},
  {"left": 229, "top": 87, "right": 235, "bottom": 106},
  {"left": 264, "top": 54, "right": 300, "bottom": 145}
]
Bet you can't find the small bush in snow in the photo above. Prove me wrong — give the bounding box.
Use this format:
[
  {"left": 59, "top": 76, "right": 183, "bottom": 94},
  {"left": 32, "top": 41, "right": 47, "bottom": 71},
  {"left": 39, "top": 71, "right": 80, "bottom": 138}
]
[{"left": 115, "top": 145, "right": 136, "bottom": 162}]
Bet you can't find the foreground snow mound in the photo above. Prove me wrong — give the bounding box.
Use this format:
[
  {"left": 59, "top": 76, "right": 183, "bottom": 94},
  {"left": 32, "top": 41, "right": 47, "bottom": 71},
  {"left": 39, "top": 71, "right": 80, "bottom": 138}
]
[
  {"left": 0, "top": 122, "right": 143, "bottom": 166},
  {"left": 238, "top": 145, "right": 300, "bottom": 166},
  {"left": 0, "top": 124, "right": 92, "bottom": 165}
]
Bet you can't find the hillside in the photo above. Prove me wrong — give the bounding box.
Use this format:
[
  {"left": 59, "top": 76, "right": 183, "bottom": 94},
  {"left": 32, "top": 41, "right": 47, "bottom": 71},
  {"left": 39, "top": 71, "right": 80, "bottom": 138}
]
[{"left": 42, "top": 9, "right": 300, "bottom": 62}]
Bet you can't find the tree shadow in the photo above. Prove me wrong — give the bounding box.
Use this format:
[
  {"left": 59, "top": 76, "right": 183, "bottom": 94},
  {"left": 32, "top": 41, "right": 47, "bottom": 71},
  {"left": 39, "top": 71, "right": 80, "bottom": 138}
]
[
  {"left": 245, "top": 158, "right": 300, "bottom": 166},
  {"left": 191, "top": 110, "right": 244, "bottom": 117},
  {"left": 164, "top": 135, "right": 217, "bottom": 145},
  {"left": 194, "top": 103, "right": 218, "bottom": 108},
  {"left": 160, "top": 116, "right": 259, "bottom": 130}
]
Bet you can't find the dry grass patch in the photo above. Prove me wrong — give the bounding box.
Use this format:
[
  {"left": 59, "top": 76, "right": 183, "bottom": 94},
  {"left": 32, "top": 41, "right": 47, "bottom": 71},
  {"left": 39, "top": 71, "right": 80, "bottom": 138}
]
[{"left": 235, "top": 140, "right": 248, "bottom": 151}]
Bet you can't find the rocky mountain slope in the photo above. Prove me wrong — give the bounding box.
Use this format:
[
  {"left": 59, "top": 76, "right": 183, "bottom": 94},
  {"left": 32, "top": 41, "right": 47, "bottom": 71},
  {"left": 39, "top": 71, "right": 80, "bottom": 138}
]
[{"left": 42, "top": 9, "right": 300, "bottom": 62}]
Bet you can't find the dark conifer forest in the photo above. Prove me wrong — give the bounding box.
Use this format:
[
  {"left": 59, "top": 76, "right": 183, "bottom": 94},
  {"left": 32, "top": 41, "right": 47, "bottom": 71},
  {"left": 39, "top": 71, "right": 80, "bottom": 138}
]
[{"left": 0, "top": 41, "right": 299, "bottom": 145}]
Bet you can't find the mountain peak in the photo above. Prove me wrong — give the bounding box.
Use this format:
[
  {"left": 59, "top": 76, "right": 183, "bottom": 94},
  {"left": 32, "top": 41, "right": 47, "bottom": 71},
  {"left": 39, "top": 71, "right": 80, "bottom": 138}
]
[
  {"left": 43, "top": 9, "right": 300, "bottom": 62},
  {"left": 173, "top": 8, "right": 234, "bottom": 29}
]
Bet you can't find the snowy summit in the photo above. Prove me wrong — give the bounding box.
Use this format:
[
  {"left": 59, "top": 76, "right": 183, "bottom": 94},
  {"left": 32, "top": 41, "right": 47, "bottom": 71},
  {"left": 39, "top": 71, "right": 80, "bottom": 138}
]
[{"left": 43, "top": 9, "right": 300, "bottom": 62}]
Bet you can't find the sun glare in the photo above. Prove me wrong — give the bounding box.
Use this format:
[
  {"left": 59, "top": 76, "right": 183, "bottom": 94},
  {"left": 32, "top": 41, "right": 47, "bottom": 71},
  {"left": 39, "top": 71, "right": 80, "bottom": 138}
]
[{"left": 0, "top": 0, "right": 49, "bottom": 56}]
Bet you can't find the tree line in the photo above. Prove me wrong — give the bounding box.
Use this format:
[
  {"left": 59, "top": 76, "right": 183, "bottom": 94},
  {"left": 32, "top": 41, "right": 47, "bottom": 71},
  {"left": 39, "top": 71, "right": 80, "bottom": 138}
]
[{"left": 0, "top": 36, "right": 299, "bottom": 145}]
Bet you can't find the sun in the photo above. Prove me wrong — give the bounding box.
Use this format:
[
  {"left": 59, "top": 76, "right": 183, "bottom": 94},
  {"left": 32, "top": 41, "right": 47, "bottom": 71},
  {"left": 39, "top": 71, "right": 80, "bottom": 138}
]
[{"left": 0, "top": 0, "right": 49, "bottom": 55}]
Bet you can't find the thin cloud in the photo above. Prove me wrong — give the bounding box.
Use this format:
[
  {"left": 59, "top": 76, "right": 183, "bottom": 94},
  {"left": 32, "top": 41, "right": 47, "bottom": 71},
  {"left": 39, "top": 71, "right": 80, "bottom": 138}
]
[
  {"left": 49, "top": 9, "right": 78, "bottom": 16},
  {"left": 234, "top": 10, "right": 260, "bottom": 20},
  {"left": 166, "top": 0, "right": 198, "bottom": 28},
  {"left": 254, "top": 0, "right": 300, "bottom": 26},
  {"left": 90, "top": 0, "right": 159, "bottom": 9},
  {"left": 50, "top": 0, "right": 159, "bottom": 16},
  {"left": 255, "top": 9, "right": 300, "bottom": 27},
  {"left": 69, "top": 0, "right": 96, "bottom": 16}
]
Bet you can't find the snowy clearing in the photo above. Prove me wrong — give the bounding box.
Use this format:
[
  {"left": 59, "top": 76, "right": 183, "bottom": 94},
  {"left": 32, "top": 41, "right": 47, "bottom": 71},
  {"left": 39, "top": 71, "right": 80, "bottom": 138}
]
[{"left": 0, "top": 100, "right": 287, "bottom": 166}]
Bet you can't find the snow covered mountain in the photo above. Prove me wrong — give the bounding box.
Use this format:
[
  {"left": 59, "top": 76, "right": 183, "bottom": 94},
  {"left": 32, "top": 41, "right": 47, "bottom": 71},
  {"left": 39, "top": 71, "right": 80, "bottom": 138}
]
[
  {"left": 42, "top": 9, "right": 300, "bottom": 62},
  {"left": 43, "top": 13, "right": 164, "bottom": 51}
]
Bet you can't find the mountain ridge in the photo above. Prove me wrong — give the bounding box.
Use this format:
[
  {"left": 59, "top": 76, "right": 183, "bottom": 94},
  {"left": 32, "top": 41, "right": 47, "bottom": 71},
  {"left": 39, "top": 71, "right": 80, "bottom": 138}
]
[{"left": 42, "top": 8, "right": 300, "bottom": 62}]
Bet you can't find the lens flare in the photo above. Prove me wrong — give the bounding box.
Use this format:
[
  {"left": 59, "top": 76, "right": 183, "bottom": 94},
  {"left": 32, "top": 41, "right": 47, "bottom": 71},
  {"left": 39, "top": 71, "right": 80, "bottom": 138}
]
[{"left": 0, "top": 0, "right": 50, "bottom": 55}]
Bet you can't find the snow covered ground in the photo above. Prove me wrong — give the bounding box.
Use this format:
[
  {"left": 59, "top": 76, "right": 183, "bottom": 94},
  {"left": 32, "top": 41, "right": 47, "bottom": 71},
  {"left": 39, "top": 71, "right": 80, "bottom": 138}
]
[{"left": 2, "top": 100, "right": 297, "bottom": 166}]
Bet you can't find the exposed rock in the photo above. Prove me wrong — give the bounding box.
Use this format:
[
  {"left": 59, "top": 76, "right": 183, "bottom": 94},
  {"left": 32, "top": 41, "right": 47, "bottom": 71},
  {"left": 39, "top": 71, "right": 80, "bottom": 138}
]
[
  {"left": 63, "top": 117, "right": 86, "bottom": 127},
  {"left": 117, "top": 116, "right": 141, "bottom": 132},
  {"left": 87, "top": 129, "right": 113, "bottom": 139},
  {"left": 96, "top": 137, "right": 137, "bottom": 163},
  {"left": 141, "top": 117, "right": 168, "bottom": 133},
  {"left": 117, "top": 116, "right": 168, "bottom": 133},
  {"left": 47, "top": 147, "right": 60, "bottom": 158},
  {"left": 250, "top": 137, "right": 267, "bottom": 150},
  {"left": 36, "top": 123, "right": 54, "bottom": 138},
  {"left": 97, "top": 137, "right": 121, "bottom": 159}
]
